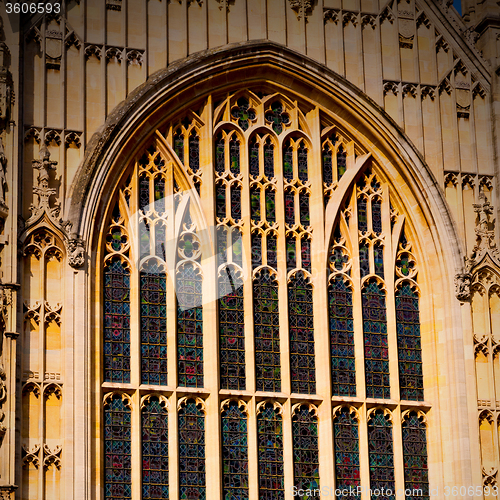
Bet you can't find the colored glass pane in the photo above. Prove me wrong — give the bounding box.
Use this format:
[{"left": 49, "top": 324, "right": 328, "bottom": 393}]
[
  {"left": 109, "top": 227, "right": 125, "bottom": 252},
  {"left": 396, "top": 284, "right": 424, "bottom": 401},
  {"left": 189, "top": 133, "right": 200, "bottom": 174},
  {"left": 264, "top": 140, "right": 274, "bottom": 178},
  {"left": 330, "top": 247, "right": 348, "bottom": 272},
  {"left": 267, "top": 234, "right": 277, "bottom": 270},
  {"left": 154, "top": 176, "right": 166, "bottom": 214},
  {"left": 250, "top": 186, "right": 261, "bottom": 222},
  {"left": 298, "top": 145, "right": 308, "bottom": 182},
  {"left": 174, "top": 129, "right": 184, "bottom": 164},
  {"left": 359, "top": 243, "right": 369, "bottom": 278},
  {"left": 329, "top": 277, "right": 356, "bottom": 397},
  {"left": 363, "top": 281, "right": 390, "bottom": 399},
  {"left": 289, "top": 272, "right": 316, "bottom": 394},
  {"left": 265, "top": 188, "right": 276, "bottom": 223},
  {"left": 219, "top": 269, "right": 245, "bottom": 390},
  {"left": 265, "top": 101, "right": 289, "bottom": 135},
  {"left": 249, "top": 139, "right": 260, "bottom": 176},
  {"left": 104, "top": 260, "right": 131, "bottom": 383},
  {"left": 177, "top": 264, "right": 203, "bottom": 388},
  {"left": 217, "top": 226, "right": 228, "bottom": 268},
  {"left": 140, "top": 219, "right": 151, "bottom": 258},
  {"left": 230, "top": 138, "right": 240, "bottom": 175},
  {"left": 285, "top": 192, "right": 295, "bottom": 226},
  {"left": 155, "top": 223, "right": 166, "bottom": 261},
  {"left": 292, "top": 405, "right": 319, "bottom": 496},
  {"left": 323, "top": 145, "right": 333, "bottom": 186},
  {"left": 257, "top": 403, "right": 284, "bottom": 499},
  {"left": 140, "top": 263, "right": 167, "bottom": 385},
  {"left": 374, "top": 244, "right": 384, "bottom": 279},
  {"left": 254, "top": 270, "right": 281, "bottom": 392},
  {"left": 104, "top": 395, "right": 132, "bottom": 499},
  {"left": 368, "top": 410, "right": 395, "bottom": 500},
  {"left": 232, "top": 229, "right": 243, "bottom": 268},
  {"left": 337, "top": 146, "right": 347, "bottom": 180},
  {"left": 215, "top": 134, "right": 225, "bottom": 174},
  {"left": 357, "top": 197, "right": 368, "bottom": 233},
  {"left": 231, "top": 184, "right": 242, "bottom": 221},
  {"left": 402, "top": 412, "right": 429, "bottom": 500},
  {"left": 283, "top": 142, "right": 294, "bottom": 181},
  {"left": 142, "top": 397, "right": 169, "bottom": 499},
  {"left": 231, "top": 97, "right": 255, "bottom": 131},
  {"left": 334, "top": 408, "right": 360, "bottom": 499},
  {"left": 178, "top": 399, "right": 205, "bottom": 500},
  {"left": 140, "top": 174, "right": 150, "bottom": 212},
  {"left": 286, "top": 236, "right": 296, "bottom": 271},
  {"left": 299, "top": 192, "right": 310, "bottom": 226},
  {"left": 372, "top": 198, "right": 382, "bottom": 235},
  {"left": 301, "top": 238, "right": 311, "bottom": 272},
  {"left": 251, "top": 232, "right": 262, "bottom": 270},
  {"left": 216, "top": 184, "right": 226, "bottom": 219}
]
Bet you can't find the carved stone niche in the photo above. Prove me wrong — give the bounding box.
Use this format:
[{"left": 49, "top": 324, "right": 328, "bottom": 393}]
[{"left": 45, "top": 29, "right": 63, "bottom": 70}]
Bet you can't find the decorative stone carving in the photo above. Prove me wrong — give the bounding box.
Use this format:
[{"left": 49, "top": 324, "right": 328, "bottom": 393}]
[
  {"left": 342, "top": 11, "right": 358, "bottom": 27},
  {"left": 416, "top": 12, "right": 431, "bottom": 29},
  {"left": 126, "top": 49, "right": 144, "bottom": 66},
  {"left": 45, "top": 29, "right": 63, "bottom": 70},
  {"left": 435, "top": 34, "right": 449, "bottom": 53},
  {"left": 420, "top": 85, "right": 435, "bottom": 100},
  {"left": 455, "top": 272, "right": 472, "bottom": 301},
  {"left": 106, "top": 47, "right": 123, "bottom": 63},
  {"left": 65, "top": 30, "right": 81, "bottom": 50},
  {"left": 438, "top": 78, "right": 452, "bottom": 95},
  {"left": 84, "top": 44, "right": 102, "bottom": 60},
  {"left": 0, "top": 139, "right": 7, "bottom": 216},
  {"left": 379, "top": 7, "right": 395, "bottom": 24},
  {"left": 402, "top": 83, "right": 417, "bottom": 98},
  {"left": 24, "top": 127, "right": 41, "bottom": 143},
  {"left": 64, "top": 131, "right": 82, "bottom": 148},
  {"left": 66, "top": 238, "right": 85, "bottom": 268},
  {"left": 473, "top": 83, "right": 486, "bottom": 99},
  {"left": 0, "top": 43, "right": 12, "bottom": 124},
  {"left": 44, "top": 129, "right": 61, "bottom": 146},
  {"left": 106, "top": 0, "right": 122, "bottom": 10},
  {"left": 383, "top": 81, "right": 399, "bottom": 96},
  {"left": 216, "top": 0, "right": 234, "bottom": 12},
  {"left": 288, "top": 0, "right": 314, "bottom": 21},
  {"left": 43, "top": 445, "right": 62, "bottom": 470},
  {"left": 361, "top": 14, "right": 376, "bottom": 30},
  {"left": 323, "top": 9, "right": 339, "bottom": 24}
]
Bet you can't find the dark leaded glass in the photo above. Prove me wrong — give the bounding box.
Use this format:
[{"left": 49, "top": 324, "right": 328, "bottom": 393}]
[
  {"left": 140, "top": 219, "right": 151, "bottom": 258},
  {"left": 267, "top": 233, "right": 277, "bottom": 269},
  {"left": 252, "top": 232, "right": 262, "bottom": 270},
  {"left": 334, "top": 408, "right": 360, "bottom": 499},
  {"left": 178, "top": 399, "right": 205, "bottom": 500},
  {"left": 265, "top": 101, "right": 289, "bottom": 135},
  {"left": 219, "top": 268, "right": 245, "bottom": 390},
  {"left": 250, "top": 186, "right": 261, "bottom": 222},
  {"left": 177, "top": 264, "right": 203, "bottom": 388},
  {"left": 232, "top": 229, "right": 243, "bottom": 268},
  {"left": 397, "top": 253, "right": 414, "bottom": 277},
  {"left": 264, "top": 140, "right": 274, "bottom": 178},
  {"left": 140, "top": 174, "right": 150, "bottom": 212},
  {"left": 397, "top": 284, "right": 424, "bottom": 401},
  {"left": 154, "top": 176, "right": 166, "bottom": 214},
  {"left": 330, "top": 247, "right": 348, "bottom": 272},
  {"left": 249, "top": 139, "right": 260, "bottom": 176},
  {"left": 358, "top": 197, "right": 368, "bottom": 233},
  {"left": 217, "top": 226, "right": 228, "bottom": 268},
  {"left": 215, "top": 134, "right": 225, "bottom": 174},
  {"left": 285, "top": 191, "right": 295, "bottom": 226},
  {"left": 104, "top": 260, "right": 131, "bottom": 383},
  {"left": 301, "top": 238, "right": 311, "bottom": 272},
  {"left": 299, "top": 191, "right": 310, "bottom": 226},
  {"left": 368, "top": 410, "right": 395, "bottom": 500},
  {"left": 283, "top": 141, "right": 294, "bottom": 181},
  {"left": 155, "top": 223, "right": 166, "bottom": 261},
  {"left": 142, "top": 397, "right": 168, "bottom": 499},
  {"left": 374, "top": 243, "right": 384, "bottom": 279},
  {"left": 216, "top": 184, "right": 226, "bottom": 219},
  {"left": 254, "top": 269, "right": 281, "bottom": 392},
  {"left": 359, "top": 242, "right": 369, "bottom": 279},
  {"left": 189, "top": 133, "right": 200, "bottom": 174},
  {"left": 323, "top": 145, "right": 333, "bottom": 186},
  {"left": 329, "top": 277, "right": 356, "bottom": 397},
  {"left": 231, "top": 97, "right": 255, "bottom": 131},
  {"left": 286, "top": 236, "right": 296, "bottom": 271},
  {"left": 337, "top": 146, "right": 347, "bottom": 180},
  {"left": 230, "top": 138, "right": 240, "bottom": 175},
  {"left": 231, "top": 184, "right": 242, "bottom": 221},
  {"left": 402, "top": 412, "right": 429, "bottom": 500},
  {"left": 174, "top": 129, "right": 184, "bottom": 164},
  {"left": 372, "top": 198, "right": 382, "bottom": 235},
  {"left": 298, "top": 144, "right": 308, "bottom": 182},
  {"left": 140, "top": 263, "right": 167, "bottom": 385},
  {"left": 257, "top": 403, "right": 284, "bottom": 499},
  {"left": 221, "top": 401, "right": 249, "bottom": 499},
  {"left": 289, "top": 272, "right": 316, "bottom": 394},
  {"left": 104, "top": 395, "right": 132, "bottom": 499},
  {"left": 265, "top": 188, "right": 276, "bottom": 223},
  {"left": 109, "top": 226, "right": 126, "bottom": 252},
  {"left": 363, "top": 281, "right": 390, "bottom": 399},
  {"left": 292, "top": 405, "right": 319, "bottom": 497}
]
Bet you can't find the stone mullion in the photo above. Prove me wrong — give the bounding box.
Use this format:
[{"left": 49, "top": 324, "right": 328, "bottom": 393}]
[
  {"left": 204, "top": 97, "right": 221, "bottom": 500},
  {"left": 393, "top": 407, "right": 405, "bottom": 497},
  {"left": 131, "top": 391, "right": 141, "bottom": 500},
  {"left": 39, "top": 250, "right": 47, "bottom": 500},
  {"left": 358, "top": 405, "right": 370, "bottom": 500},
  {"left": 169, "top": 393, "right": 179, "bottom": 500},
  {"left": 247, "top": 398, "right": 258, "bottom": 500},
  {"left": 282, "top": 399, "right": 294, "bottom": 500}
]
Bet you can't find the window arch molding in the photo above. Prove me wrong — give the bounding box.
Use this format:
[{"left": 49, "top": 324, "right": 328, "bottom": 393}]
[{"left": 68, "top": 41, "right": 474, "bottom": 496}]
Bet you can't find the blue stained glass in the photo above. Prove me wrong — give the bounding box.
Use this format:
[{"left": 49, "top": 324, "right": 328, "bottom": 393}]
[
  {"left": 334, "top": 408, "right": 360, "bottom": 499},
  {"left": 402, "top": 412, "right": 429, "bottom": 500},
  {"left": 397, "top": 284, "right": 424, "bottom": 401},
  {"left": 177, "top": 264, "right": 203, "bottom": 388},
  {"left": 219, "top": 269, "right": 245, "bottom": 390},
  {"left": 140, "top": 263, "right": 167, "bottom": 386},
  {"left": 264, "top": 140, "right": 274, "bottom": 178},
  {"left": 178, "top": 399, "right": 205, "bottom": 500},
  {"left": 104, "top": 394, "right": 132, "bottom": 499},
  {"left": 221, "top": 401, "right": 249, "bottom": 499},
  {"left": 363, "top": 281, "right": 390, "bottom": 399},
  {"left": 104, "top": 260, "right": 131, "bottom": 384},
  {"left": 142, "top": 397, "right": 168, "bottom": 499},
  {"left": 289, "top": 272, "right": 316, "bottom": 394},
  {"left": 329, "top": 277, "right": 356, "bottom": 397},
  {"left": 368, "top": 410, "right": 395, "bottom": 500},
  {"left": 254, "top": 270, "right": 281, "bottom": 393},
  {"left": 249, "top": 139, "right": 260, "bottom": 176},
  {"left": 358, "top": 197, "right": 368, "bottom": 233},
  {"left": 266, "top": 234, "right": 277, "bottom": 270},
  {"left": 257, "top": 403, "right": 284, "bottom": 499},
  {"left": 292, "top": 405, "right": 319, "bottom": 497}
]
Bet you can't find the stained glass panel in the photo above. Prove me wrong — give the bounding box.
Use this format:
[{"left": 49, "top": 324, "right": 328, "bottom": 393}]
[
  {"left": 230, "top": 138, "right": 240, "bottom": 175},
  {"left": 301, "top": 238, "right": 311, "bottom": 272},
  {"left": 292, "top": 405, "right": 319, "bottom": 496},
  {"left": 140, "top": 263, "right": 167, "bottom": 385},
  {"left": 357, "top": 197, "right": 368, "bottom": 233},
  {"left": 397, "top": 284, "right": 424, "bottom": 401},
  {"left": 359, "top": 242, "right": 369, "bottom": 279},
  {"left": 232, "top": 229, "right": 243, "bottom": 268},
  {"left": 177, "top": 264, "right": 203, "bottom": 388},
  {"left": 231, "top": 184, "right": 242, "bottom": 221},
  {"left": 154, "top": 176, "right": 166, "bottom": 214},
  {"left": 217, "top": 226, "right": 228, "bottom": 268},
  {"left": 140, "top": 219, "right": 151, "bottom": 258},
  {"left": 363, "top": 281, "right": 390, "bottom": 399},
  {"left": 189, "top": 133, "right": 200, "bottom": 174},
  {"left": 219, "top": 269, "right": 245, "bottom": 390},
  {"left": 216, "top": 134, "right": 225, "bottom": 174},
  {"left": 298, "top": 145, "right": 308, "bottom": 182},
  {"left": 265, "top": 188, "right": 276, "bottom": 224},
  {"left": 286, "top": 236, "right": 296, "bottom": 271},
  {"left": 254, "top": 270, "right": 281, "bottom": 393},
  {"left": 249, "top": 139, "right": 259, "bottom": 176},
  {"left": 142, "top": 397, "right": 168, "bottom": 499},
  {"left": 231, "top": 97, "right": 255, "bottom": 131},
  {"left": 252, "top": 232, "right": 262, "bottom": 270},
  {"left": 221, "top": 402, "right": 249, "bottom": 499},
  {"left": 372, "top": 198, "right": 382, "bottom": 235},
  {"left": 299, "top": 192, "right": 310, "bottom": 226},
  {"left": 139, "top": 174, "right": 150, "bottom": 212},
  {"left": 285, "top": 192, "right": 295, "bottom": 226},
  {"left": 322, "top": 145, "right": 333, "bottom": 186},
  {"left": 250, "top": 186, "right": 261, "bottom": 222},
  {"left": 104, "top": 395, "right": 132, "bottom": 499},
  {"left": 265, "top": 101, "right": 289, "bottom": 135},
  {"left": 155, "top": 223, "right": 166, "bottom": 261},
  {"left": 104, "top": 260, "right": 131, "bottom": 383},
  {"left": 264, "top": 140, "right": 274, "bottom": 178},
  {"left": 257, "top": 403, "right": 284, "bottom": 499},
  {"left": 216, "top": 184, "right": 226, "bottom": 220},
  {"left": 368, "top": 410, "right": 395, "bottom": 500},
  {"left": 289, "top": 272, "right": 316, "bottom": 394},
  {"left": 174, "top": 129, "right": 184, "bottom": 164},
  {"left": 374, "top": 243, "right": 384, "bottom": 279},
  {"left": 334, "top": 408, "right": 360, "bottom": 499},
  {"left": 178, "top": 399, "right": 205, "bottom": 500},
  {"left": 402, "top": 412, "right": 429, "bottom": 500},
  {"left": 267, "top": 233, "right": 277, "bottom": 270},
  {"left": 283, "top": 142, "right": 294, "bottom": 181},
  {"left": 337, "top": 146, "right": 347, "bottom": 180},
  {"left": 329, "top": 277, "right": 356, "bottom": 397}
]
